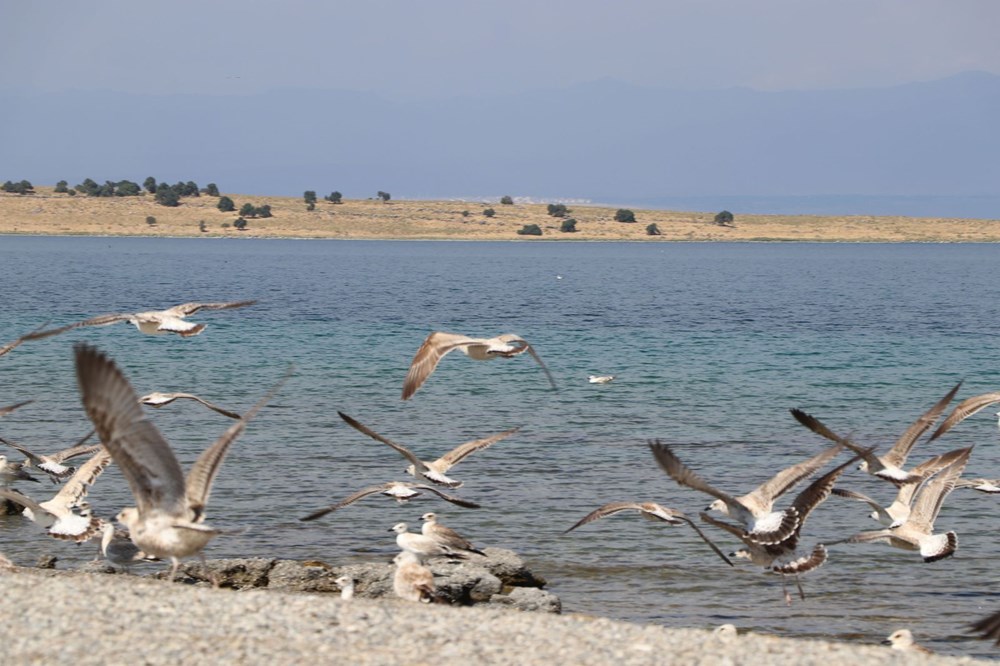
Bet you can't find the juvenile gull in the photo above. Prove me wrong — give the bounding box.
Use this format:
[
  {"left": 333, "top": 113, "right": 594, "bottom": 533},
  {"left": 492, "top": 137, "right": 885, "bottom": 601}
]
[
  {"left": 100, "top": 523, "right": 154, "bottom": 573},
  {"left": 0, "top": 446, "right": 112, "bottom": 542},
  {"left": 32, "top": 300, "right": 257, "bottom": 338},
  {"left": 401, "top": 331, "right": 556, "bottom": 400},
  {"left": 390, "top": 522, "right": 466, "bottom": 562},
  {"left": 956, "top": 478, "right": 1000, "bottom": 493},
  {"left": 928, "top": 390, "right": 1000, "bottom": 441},
  {"left": 392, "top": 550, "right": 435, "bottom": 603},
  {"left": 831, "top": 447, "right": 972, "bottom": 527},
  {"left": 420, "top": 512, "right": 486, "bottom": 556},
  {"left": 565, "top": 501, "right": 733, "bottom": 566},
  {"left": 882, "top": 629, "right": 933, "bottom": 654},
  {"left": 833, "top": 446, "right": 972, "bottom": 562},
  {"left": 299, "top": 481, "right": 480, "bottom": 521},
  {"left": 790, "top": 382, "right": 961, "bottom": 486},
  {"left": 74, "top": 343, "right": 282, "bottom": 581},
  {"left": 647, "top": 440, "right": 802, "bottom": 545},
  {"left": 0, "top": 431, "right": 101, "bottom": 482},
  {"left": 139, "top": 392, "right": 241, "bottom": 420},
  {"left": 338, "top": 411, "right": 518, "bottom": 487}
]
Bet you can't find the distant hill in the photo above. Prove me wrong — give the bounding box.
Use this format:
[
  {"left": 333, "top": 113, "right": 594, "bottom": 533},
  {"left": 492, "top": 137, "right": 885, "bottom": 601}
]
[{"left": 2, "top": 72, "right": 999, "bottom": 217}]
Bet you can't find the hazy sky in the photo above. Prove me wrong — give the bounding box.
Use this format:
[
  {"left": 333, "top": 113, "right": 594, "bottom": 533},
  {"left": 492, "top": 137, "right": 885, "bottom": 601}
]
[{"left": 4, "top": 1, "right": 999, "bottom": 98}]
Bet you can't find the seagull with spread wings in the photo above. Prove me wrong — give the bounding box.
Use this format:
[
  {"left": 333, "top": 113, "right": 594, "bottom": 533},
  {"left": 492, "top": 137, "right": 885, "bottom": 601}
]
[
  {"left": 300, "top": 481, "right": 480, "bottom": 521},
  {"left": 139, "top": 392, "right": 241, "bottom": 420},
  {"left": 0, "top": 431, "right": 100, "bottom": 482},
  {"left": 29, "top": 300, "right": 257, "bottom": 339},
  {"left": 401, "top": 331, "right": 556, "bottom": 400},
  {"left": 74, "top": 343, "right": 281, "bottom": 581},
  {"left": 338, "top": 411, "right": 518, "bottom": 488}
]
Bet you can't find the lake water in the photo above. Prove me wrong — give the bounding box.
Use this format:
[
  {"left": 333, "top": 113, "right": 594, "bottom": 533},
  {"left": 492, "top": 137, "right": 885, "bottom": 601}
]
[{"left": 1, "top": 236, "right": 999, "bottom": 658}]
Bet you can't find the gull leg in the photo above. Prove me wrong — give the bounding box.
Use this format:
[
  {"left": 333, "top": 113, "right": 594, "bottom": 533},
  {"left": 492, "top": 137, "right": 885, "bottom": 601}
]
[
  {"left": 200, "top": 553, "right": 219, "bottom": 588},
  {"left": 167, "top": 557, "right": 180, "bottom": 582},
  {"left": 780, "top": 575, "right": 792, "bottom": 606},
  {"left": 795, "top": 576, "right": 806, "bottom": 601}
]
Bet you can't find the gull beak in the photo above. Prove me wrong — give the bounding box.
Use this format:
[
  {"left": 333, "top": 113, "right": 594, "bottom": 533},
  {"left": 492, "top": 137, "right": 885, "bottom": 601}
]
[{"left": 880, "top": 639, "right": 892, "bottom": 646}]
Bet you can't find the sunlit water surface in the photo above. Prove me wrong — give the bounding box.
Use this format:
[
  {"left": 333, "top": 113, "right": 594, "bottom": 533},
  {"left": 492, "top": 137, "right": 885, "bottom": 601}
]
[{"left": 1, "top": 236, "right": 999, "bottom": 658}]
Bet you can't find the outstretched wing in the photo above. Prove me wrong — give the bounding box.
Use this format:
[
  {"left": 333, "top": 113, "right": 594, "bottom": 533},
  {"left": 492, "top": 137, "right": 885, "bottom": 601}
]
[
  {"left": 184, "top": 368, "right": 289, "bottom": 520},
  {"left": 338, "top": 411, "right": 426, "bottom": 471},
  {"left": 647, "top": 440, "right": 753, "bottom": 526},
  {"left": 74, "top": 343, "right": 187, "bottom": 516},
  {"left": 789, "top": 409, "right": 886, "bottom": 473},
  {"left": 52, "top": 447, "right": 113, "bottom": 507},
  {"left": 745, "top": 443, "right": 843, "bottom": 511},
  {"left": 0, "top": 400, "right": 33, "bottom": 417},
  {"left": 929, "top": 391, "right": 1000, "bottom": 441},
  {"left": 299, "top": 484, "right": 397, "bottom": 521},
  {"left": 436, "top": 426, "right": 521, "bottom": 470},
  {"left": 164, "top": 300, "right": 258, "bottom": 316},
  {"left": 565, "top": 502, "right": 667, "bottom": 532},
  {"left": 883, "top": 382, "right": 961, "bottom": 467},
  {"left": 401, "top": 332, "right": 478, "bottom": 400}
]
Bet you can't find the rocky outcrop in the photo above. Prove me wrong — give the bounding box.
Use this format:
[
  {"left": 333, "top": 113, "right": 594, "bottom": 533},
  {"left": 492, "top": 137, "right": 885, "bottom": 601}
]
[{"left": 76, "top": 547, "right": 560, "bottom": 613}]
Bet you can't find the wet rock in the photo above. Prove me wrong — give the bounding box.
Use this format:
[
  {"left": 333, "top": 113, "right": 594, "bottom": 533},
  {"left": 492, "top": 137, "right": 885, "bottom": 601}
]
[
  {"left": 267, "top": 559, "right": 340, "bottom": 593},
  {"left": 431, "top": 559, "right": 504, "bottom": 604},
  {"left": 167, "top": 558, "right": 275, "bottom": 589},
  {"left": 479, "top": 547, "right": 547, "bottom": 588},
  {"left": 36, "top": 554, "right": 58, "bottom": 569}
]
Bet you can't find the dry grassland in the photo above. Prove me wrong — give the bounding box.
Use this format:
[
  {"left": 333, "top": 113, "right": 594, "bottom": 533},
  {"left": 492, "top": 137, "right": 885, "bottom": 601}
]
[{"left": 1, "top": 188, "right": 998, "bottom": 242}]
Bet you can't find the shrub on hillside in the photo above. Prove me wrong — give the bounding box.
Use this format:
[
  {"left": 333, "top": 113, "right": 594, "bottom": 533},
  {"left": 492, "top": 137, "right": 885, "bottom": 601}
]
[
  {"left": 614, "top": 209, "right": 636, "bottom": 223},
  {"left": 325, "top": 191, "right": 342, "bottom": 204},
  {"left": 715, "top": 210, "right": 735, "bottom": 226},
  {"left": 500, "top": 195, "right": 514, "bottom": 205},
  {"left": 516, "top": 224, "right": 542, "bottom": 236},
  {"left": 483, "top": 208, "right": 496, "bottom": 218},
  {"left": 560, "top": 218, "right": 577, "bottom": 233},
  {"left": 646, "top": 223, "right": 661, "bottom": 236},
  {"left": 547, "top": 203, "right": 568, "bottom": 218},
  {"left": 218, "top": 196, "right": 235, "bottom": 212}
]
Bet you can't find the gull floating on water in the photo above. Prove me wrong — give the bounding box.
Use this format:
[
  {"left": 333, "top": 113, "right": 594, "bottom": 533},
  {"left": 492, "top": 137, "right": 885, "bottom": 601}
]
[
  {"left": 833, "top": 447, "right": 971, "bottom": 562},
  {"left": 74, "top": 343, "right": 282, "bottom": 581},
  {"left": 392, "top": 550, "right": 435, "bottom": 603},
  {"left": 588, "top": 375, "right": 614, "bottom": 384},
  {"left": 790, "top": 382, "right": 961, "bottom": 486},
  {"left": 299, "top": 481, "right": 480, "bottom": 521},
  {"left": 648, "top": 440, "right": 803, "bottom": 546},
  {"left": 0, "top": 446, "right": 112, "bottom": 542},
  {"left": 31, "top": 300, "right": 257, "bottom": 339},
  {"left": 0, "top": 431, "right": 101, "bottom": 483},
  {"left": 338, "top": 411, "right": 518, "bottom": 488},
  {"left": 401, "top": 331, "right": 556, "bottom": 400},
  {"left": 882, "top": 629, "right": 933, "bottom": 654},
  {"left": 139, "top": 392, "right": 241, "bottom": 420},
  {"left": 565, "top": 501, "right": 733, "bottom": 567},
  {"left": 420, "top": 512, "right": 485, "bottom": 556}
]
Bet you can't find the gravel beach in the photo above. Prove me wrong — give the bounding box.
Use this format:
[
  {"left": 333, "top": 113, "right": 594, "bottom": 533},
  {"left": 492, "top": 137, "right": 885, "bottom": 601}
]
[{"left": 0, "top": 568, "right": 985, "bottom": 665}]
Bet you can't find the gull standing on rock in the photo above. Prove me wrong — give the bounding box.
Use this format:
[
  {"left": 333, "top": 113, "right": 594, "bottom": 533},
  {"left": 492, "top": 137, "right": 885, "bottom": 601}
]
[
  {"left": 393, "top": 551, "right": 435, "bottom": 603},
  {"left": 139, "top": 392, "right": 241, "bottom": 420},
  {"left": 390, "top": 522, "right": 466, "bottom": 562},
  {"left": 338, "top": 411, "right": 518, "bottom": 488},
  {"left": 564, "top": 501, "right": 733, "bottom": 566},
  {"left": 74, "top": 343, "right": 283, "bottom": 581},
  {"left": 335, "top": 575, "right": 355, "bottom": 600},
  {"left": 401, "top": 331, "right": 556, "bottom": 400},
  {"left": 299, "top": 481, "right": 480, "bottom": 520},
  {"left": 420, "top": 512, "right": 486, "bottom": 556},
  {"left": 30, "top": 300, "right": 257, "bottom": 339}
]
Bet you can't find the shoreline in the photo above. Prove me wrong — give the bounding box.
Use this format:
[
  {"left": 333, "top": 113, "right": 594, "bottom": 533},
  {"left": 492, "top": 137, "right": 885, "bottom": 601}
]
[
  {"left": 0, "top": 566, "right": 976, "bottom": 665},
  {"left": 2, "top": 188, "right": 999, "bottom": 243}
]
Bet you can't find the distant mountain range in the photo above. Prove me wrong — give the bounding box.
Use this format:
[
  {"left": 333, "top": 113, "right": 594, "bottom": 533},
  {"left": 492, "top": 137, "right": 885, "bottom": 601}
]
[{"left": 3, "top": 72, "right": 999, "bottom": 217}]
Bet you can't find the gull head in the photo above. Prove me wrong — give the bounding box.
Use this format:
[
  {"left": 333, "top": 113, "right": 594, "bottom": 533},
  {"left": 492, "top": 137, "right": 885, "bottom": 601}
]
[
  {"left": 882, "top": 629, "right": 915, "bottom": 649},
  {"left": 116, "top": 507, "right": 139, "bottom": 530},
  {"left": 420, "top": 512, "right": 436, "bottom": 523},
  {"left": 858, "top": 460, "right": 870, "bottom": 472},
  {"left": 730, "top": 548, "right": 753, "bottom": 561},
  {"left": 390, "top": 522, "right": 409, "bottom": 535},
  {"left": 707, "top": 499, "right": 728, "bottom": 514}
]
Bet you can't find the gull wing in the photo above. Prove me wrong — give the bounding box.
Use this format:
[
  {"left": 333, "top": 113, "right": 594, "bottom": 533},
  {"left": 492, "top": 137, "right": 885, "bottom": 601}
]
[
  {"left": 831, "top": 487, "right": 898, "bottom": 526},
  {"left": 789, "top": 455, "right": 862, "bottom": 530},
  {"left": 50, "top": 430, "right": 100, "bottom": 462},
  {"left": 743, "top": 443, "right": 843, "bottom": 512},
  {"left": 142, "top": 392, "right": 241, "bottom": 420},
  {"left": 929, "top": 391, "right": 1000, "bottom": 441},
  {"left": 647, "top": 440, "right": 754, "bottom": 526},
  {"left": 894, "top": 447, "right": 973, "bottom": 508},
  {"left": 31, "top": 313, "right": 133, "bottom": 339},
  {"left": 184, "top": 369, "right": 288, "bottom": 520},
  {"left": 699, "top": 511, "right": 754, "bottom": 545},
  {"left": 164, "top": 300, "right": 258, "bottom": 317},
  {"left": 51, "top": 447, "right": 113, "bottom": 507},
  {"left": 0, "top": 488, "right": 49, "bottom": 517},
  {"left": 74, "top": 343, "right": 187, "bottom": 516},
  {"left": 906, "top": 447, "right": 971, "bottom": 533},
  {"left": 669, "top": 514, "right": 735, "bottom": 566},
  {"left": 882, "top": 382, "right": 961, "bottom": 467},
  {"left": 338, "top": 411, "right": 427, "bottom": 472},
  {"left": 0, "top": 321, "right": 53, "bottom": 357},
  {"left": 0, "top": 437, "right": 46, "bottom": 467},
  {"left": 435, "top": 426, "right": 521, "bottom": 471},
  {"left": 496, "top": 334, "right": 558, "bottom": 391},
  {"left": 565, "top": 502, "right": 681, "bottom": 533},
  {"left": 0, "top": 400, "right": 33, "bottom": 416},
  {"left": 407, "top": 484, "right": 480, "bottom": 508},
  {"left": 523, "top": 343, "right": 558, "bottom": 391},
  {"left": 789, "top": 409, "right": 886, "bottom": 473},
  {"left": 969, "top": 609, "right": 1000, "bottom": 645},
  {"left": 401, "top": 332, "right": 480, "bottom": 400},
  {"left": 300, "top": 483, "right": 403, "bottom": 520},
  {"left": 772, "top": 544, "right": 828, "bottom": 575},
  {"left": 154, "top": 315, "right": 205, "bottom": 337}
]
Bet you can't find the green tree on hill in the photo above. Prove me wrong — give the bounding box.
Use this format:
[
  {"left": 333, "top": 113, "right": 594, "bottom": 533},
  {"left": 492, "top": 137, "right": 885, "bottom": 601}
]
[
  {"left": 203, "top": 183, "right": 220, "bottom": 197},
  {"left": 483, "top": 208, "right": 496, "bottom": 218},
  {"left": 560, "top": 218, "right": 577, "bottom": 233},
  {"left": 239, "top": 203, "right": 257, "bottom": 218},
  {"left": 715, "top": 210, "right": 735, "bottom": 226},
  {"left": 614, "top": 209, "right": 636, "bottom": 223},
  {"left": 517, "top": 224, "right": 542, "bottom": 236},
  {"left": 377, "top": 191, "right": 391, "bottom": 202},
  {"left": 256, "top": 204, "right": 272, "bottom": 218},
  {"left": 304, "top": 191, "right": 317, "bottom": 205},
  {"left": 646, "top": 223, "right": 661, "bottom": 236},
  {"left": 218, "top": 196, "right": 235, "bottom": 212},
  {"left": 547, "top": 203, "right": 568, "bottom": 218},
  {"left": 500, "top": 195, "right": 514, "bottom": 205},
  {"left": 143, "top": 176, "right": 157, "bottom": 193},
  {"left": 325, "top": 191, "right": 343, "bottom": 204},
  {"left": 155, "top": 185, "right": 180, "bottom": 207},
  {"left": 54, "top": 180, "right": 69, "bottom": 193}
]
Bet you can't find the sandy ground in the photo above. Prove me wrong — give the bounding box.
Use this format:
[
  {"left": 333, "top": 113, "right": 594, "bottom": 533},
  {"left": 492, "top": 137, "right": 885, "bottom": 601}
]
[
  {"left": 0, "top": 567, "right": 983, "bottom": 665},
  {"left": 1, "top": 188, "right": 998, "bottom": 242}
]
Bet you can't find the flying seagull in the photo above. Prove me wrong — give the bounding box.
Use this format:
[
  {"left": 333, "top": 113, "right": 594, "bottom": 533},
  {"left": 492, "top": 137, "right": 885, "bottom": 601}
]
[
  {"left": 402, "top": 331, "right": 556, "bottom": 400},
  {"left": 74, "top": 342, "right": 283, "bottom": 581},
  {"left": 338, "top": 411, "right": 518, "bottom": 487},
  {"left": 299, "top": 481, "right": 480, "bottom": 521},
  {"left": 30, "top": 300, "right": 257, "bottom": 338},
  {"left": 0, "top": 431, "right": 101, "bottom": 482},
  {"left": 139, "top": 392, "right": 241, "bottom": 420}
]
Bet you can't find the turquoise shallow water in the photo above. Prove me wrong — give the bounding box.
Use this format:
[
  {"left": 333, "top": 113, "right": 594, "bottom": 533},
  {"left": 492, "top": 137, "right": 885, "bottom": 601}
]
[{"left": 2, "top": 236, "right": 1000, "bottom": 657}]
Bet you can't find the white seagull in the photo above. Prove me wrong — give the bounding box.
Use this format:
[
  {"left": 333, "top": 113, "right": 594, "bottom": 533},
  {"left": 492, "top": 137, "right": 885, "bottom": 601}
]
[
  {"left": 299, "top": 482, "right": 480, "bottom": 521},
  {"left": 139, "top": 392, "right": 241, "bottom": 420},
  {"left": 0, "top": 446, "right": 112, "bottom": 542},
  {"left": 882, "top": 629, "right": 933, "bottom": 654},
  {"left": 74, "top": 343, "right": 282, "bottom": 581},
  {"left": 390, "top": 522, "right": 466, "bottom": 562},
  {"left": 392, "top": 551, "right": 435, "bottom": 603},
  {"left": 402, "top": 331, "right": 556, "bottom": 400},
  {"left": 564, "top": 501, "right": 733, "bottom": 567},
  {"left": 588, "top": 375, "right": 615, "bottom": 384},
  {"left": 834, "top": 447, "right": 972, "bottom": 562},
  {"left": 32, "top": 300, "right": 257, "bottom": 338},
  {"left": 338, "top": 411, "right": 518, "bottom": 488},
  {"left": 334, "top": 575, "right": 355, "bottom": 600}
]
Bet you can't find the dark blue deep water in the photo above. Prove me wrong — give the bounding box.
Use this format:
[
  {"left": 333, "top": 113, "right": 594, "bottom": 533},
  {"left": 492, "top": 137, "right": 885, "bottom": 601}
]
[{"left": 2, "top": 236, "right": 1000, "bottom": 657}]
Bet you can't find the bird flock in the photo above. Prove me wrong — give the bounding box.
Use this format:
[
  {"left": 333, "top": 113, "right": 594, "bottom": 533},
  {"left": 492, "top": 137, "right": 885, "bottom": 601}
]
[{"left": 2, "top": 302, "right": 1000, "bottom": 652}]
